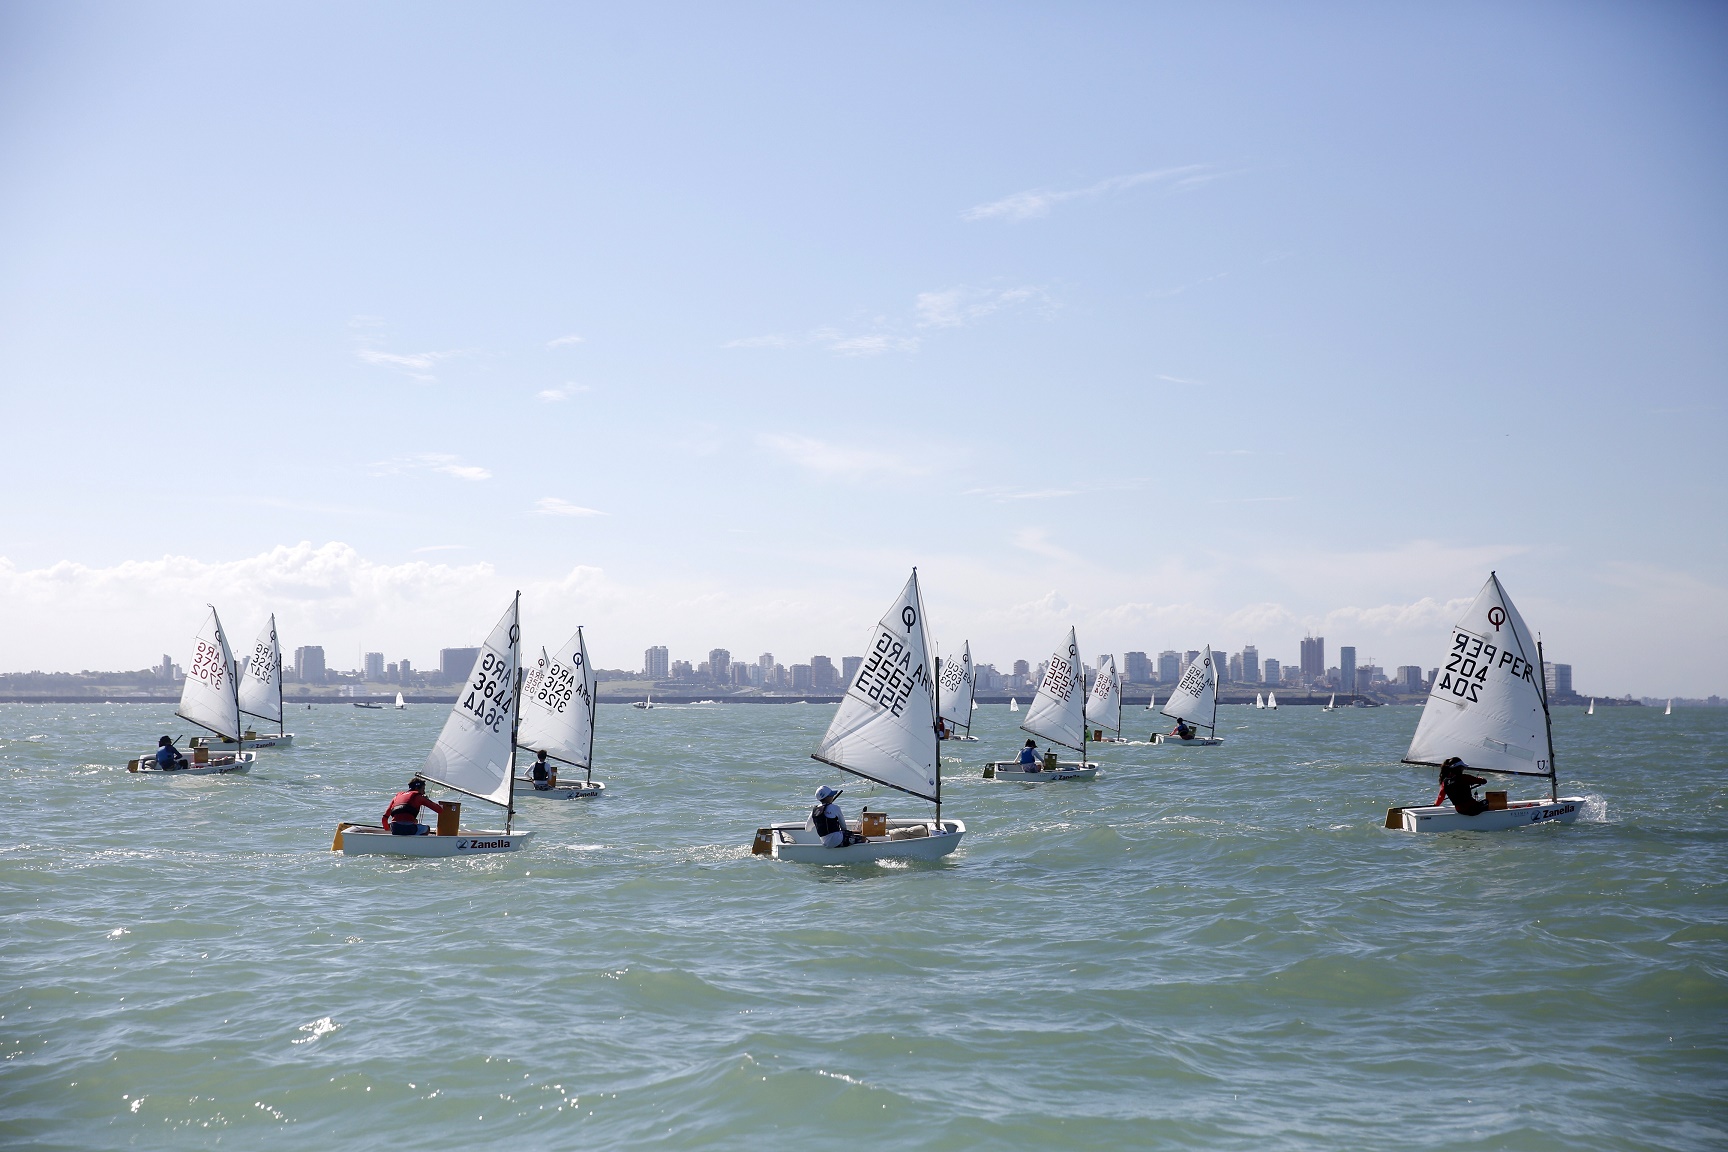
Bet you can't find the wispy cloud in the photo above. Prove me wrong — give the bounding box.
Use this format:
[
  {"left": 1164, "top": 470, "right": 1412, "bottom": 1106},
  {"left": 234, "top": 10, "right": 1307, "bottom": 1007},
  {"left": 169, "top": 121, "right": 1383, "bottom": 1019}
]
[
  {"left": 413, "top": 544, "right": 467, "bottom": 553},
  {"left": 533, "top": 498, "right": 606, "bottom": 517},
  {"left": 964, "top": 486, "right": 1080, "bottom": 502},
  {"left": 1154, "top": 373, "right": 1209, "bottom": 387},
  {"left": 1011, "top": 528, "right": 1081, "bottom": 565},
  {"left": 725, "top": 328, "right": 919, "bottom": 357},
  {"left": 758, "top": 433, "right": 922, "bottom": 480},
  {"left": 537, "top": 383, "right": 592, "bottom": 402},
  {"left": 914, "top": 286, "right": 1046, "bottom": 329},
  {"left": 371, "top": 453, "right": 492, "bottom": 482},
  {"left": 963, "top": 165, "right": 1216, "bottom": 222},
  {"left": 546, "top": 334, "right": 585, "bottom": 348},
  {"left": 355, "top": 348, "right": 460, "bottom": 382}
]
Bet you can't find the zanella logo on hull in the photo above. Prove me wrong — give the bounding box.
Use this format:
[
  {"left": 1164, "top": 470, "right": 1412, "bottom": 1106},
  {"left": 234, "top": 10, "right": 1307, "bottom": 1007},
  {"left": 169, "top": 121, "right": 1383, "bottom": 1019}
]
[{"left": 456, "top": 838, "right": 512, "bottom": 851}]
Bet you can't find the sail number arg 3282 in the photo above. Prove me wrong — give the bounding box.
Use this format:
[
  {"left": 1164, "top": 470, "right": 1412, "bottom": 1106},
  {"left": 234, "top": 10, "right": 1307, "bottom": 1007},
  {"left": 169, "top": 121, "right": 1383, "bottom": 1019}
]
[
  {"left": 850, "top": 625, "right": 926, "bottom": 718},
  {"left": 460, "top": 650, "right": 515, "bottom": 733},
  {"left": 1434, "top": 627, "right": 1538, "bottom": 705}
]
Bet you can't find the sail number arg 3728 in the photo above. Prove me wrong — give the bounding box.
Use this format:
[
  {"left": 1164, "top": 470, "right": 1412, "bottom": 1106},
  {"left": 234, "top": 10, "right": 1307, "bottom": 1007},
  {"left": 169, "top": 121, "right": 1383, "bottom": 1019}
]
[
  {"left": 1434, "top": 627, "right": 1537, "bottom": 705},
  {"left": 850, "top": 625, "right": 926, "bottom": 718},
  {"left": 460, "top": 651, "right": 515, "bottom": 733}
]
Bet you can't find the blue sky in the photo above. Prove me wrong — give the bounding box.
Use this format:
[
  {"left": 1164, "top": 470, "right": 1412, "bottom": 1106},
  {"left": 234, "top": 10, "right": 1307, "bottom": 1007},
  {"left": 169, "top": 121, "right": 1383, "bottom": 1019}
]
[{"left": 1, "top": 2, "right": 1724, "bottom": 695}]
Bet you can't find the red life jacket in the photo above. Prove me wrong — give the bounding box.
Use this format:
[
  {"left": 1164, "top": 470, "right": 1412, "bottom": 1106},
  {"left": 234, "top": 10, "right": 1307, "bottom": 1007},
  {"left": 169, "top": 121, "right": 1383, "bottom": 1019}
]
[{"left": 386, "top": 790, "right": 426, "bottom": 825}]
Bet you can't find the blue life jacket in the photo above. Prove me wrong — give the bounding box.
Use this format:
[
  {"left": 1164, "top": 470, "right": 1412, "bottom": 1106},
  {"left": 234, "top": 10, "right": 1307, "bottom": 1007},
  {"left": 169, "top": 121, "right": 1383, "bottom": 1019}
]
[{"left": 1018, "top": 747, "right": 1037, "bottom": 764}]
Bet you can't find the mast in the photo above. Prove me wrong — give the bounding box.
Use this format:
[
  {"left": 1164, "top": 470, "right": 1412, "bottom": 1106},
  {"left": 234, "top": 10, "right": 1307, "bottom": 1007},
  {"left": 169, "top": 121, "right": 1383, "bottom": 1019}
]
[
  {"left": 916, "top": 570, "right": 940, "bottom": 828},
  {"left": 1537, "top": 635, "right": 1558, "bottom": 802},
  {"left": 1080, "top": 661, "right": 1088, "bottom": 766},
  {"left": 506, "top": 591, "right": 521, "bottom": 832},
  {"left": 581, "top": 626, "right": 594, "bottom": 784},
  {"left": 275, "top": 617, "right": 284, "bottom": 736}
]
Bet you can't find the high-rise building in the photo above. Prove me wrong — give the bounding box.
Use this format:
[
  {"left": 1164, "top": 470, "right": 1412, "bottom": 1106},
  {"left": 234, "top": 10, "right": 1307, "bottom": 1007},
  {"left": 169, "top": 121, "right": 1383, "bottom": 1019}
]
[
  {"left": 1241, "top": 645, "right": 1260, "bottom": 684},
  {"left": 440, "top": 647, "right": 480, "bottom": 682},
  {"left": 1228, "top": 653, "right": 1243, "bottom": 683},
  {"left": 158, "top": 654, "right": 174, "bottom": 682},
  {"left": 1544, "top": 662, "right": 1574, "bottom": 696},
  {"left": 708, "top": 649, "right": 731, "bottom": 683},
  {"left": 842, "top": 655, "right": 863, "bottom": 684},
  {"left": 296, "top": 645, "right": 327, "bottom": 684},
  {"left": 364, "top": 652, "right": 385, "bottom": 681},
  {"left": 759, "top": 652, "right": 774, "bottom": 675},
  {"left": 671, "top": 659, "right": 693, "bottom": 680},
  {"left": 1397, "top": 665, "right": 1424, "bottom": 693},
  {"left": 811, "top": 656, "right": 836, "bottom": 690},
  {"left": 1124, "top": 652, "right": 1152, "bottom": 683},
  {"left": 1158, "top": 651, "right": 1180, "bottom": 683},
  {"left": 1339, "top": 647, "right": 1356, "bottom": 696},
  {"left": 1013, "top": 660, "right": 1030, "bottom": 678},
  {"left": 399, "top": 658, "right": 412, "bottom": 684},
  {"left": 644, "top": 646, "right": 670, "bottom": 680},
  {"left": 1300, "top": 636, "right": 1326, "bottom": 680},
  {"left": 791, "top": 664, "right": 813, "bottom": 690},
  {"left": 1264, "top": 658, "right": 1281, "bottom": 685}
]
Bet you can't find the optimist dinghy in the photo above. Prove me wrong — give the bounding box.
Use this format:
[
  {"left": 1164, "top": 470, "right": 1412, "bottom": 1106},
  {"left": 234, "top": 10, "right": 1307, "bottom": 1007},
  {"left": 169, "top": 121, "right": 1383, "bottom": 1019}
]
[
  {"left": 752, "top": 570, "right": 965, "bottom": 862},
  {"left": 632, "top": 691, "right": 653, "bottom": 710},
  {"left": 1586, "top": 698, "right": 1593, "bottom": 716},
  {"left": 1323, "top": 693, "right": 1337, "bottom": 712},
  {"left": 513, "top": 628, "right": 606, "bottom": 799},
  {"left": 1385, "top": 573, "right": 1584, "bottom": 833},
  {"left": 1153, "top": 647, "right": 1223, "bottom": 745},
  {"left": 194, "top": 614, "right": 294, "bottom": 750},
  {"left": 129, "top": 606, "right": 255, "bottom": 775},
  {"left": 334, "top": 594, "right": 533, "bottom": 857},
  {"left": 1267, "top": 691, "right": 1278, "bottom": 710},
  {"left": 1087, "top": 655, "right": 1128, "bottom": 743},
  {"left": 395, "top": 692, "right": 406, "bottom": 710},
  {"left": 985, "top": 627, "right": 1098, "bottom": 781},
  {"left": 937, "top": 640, "right": 979, "bottom": 741}
]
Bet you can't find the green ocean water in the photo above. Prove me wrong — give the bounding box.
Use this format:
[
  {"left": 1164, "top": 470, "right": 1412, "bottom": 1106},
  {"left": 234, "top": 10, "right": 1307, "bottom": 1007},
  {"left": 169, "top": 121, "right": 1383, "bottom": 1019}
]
[{"left": 0, "top": 700, "right": 1723, "bottom": 1150}]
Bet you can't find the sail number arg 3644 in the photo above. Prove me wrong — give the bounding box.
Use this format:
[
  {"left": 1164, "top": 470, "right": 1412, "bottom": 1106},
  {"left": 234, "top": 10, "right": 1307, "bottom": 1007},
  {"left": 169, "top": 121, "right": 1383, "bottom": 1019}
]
[
  {"left": 1434, "top": 627, "right": 1537, "bottom": 705},
  {"left": 460, "top": 651, "right": 515, "bottom": 733}
]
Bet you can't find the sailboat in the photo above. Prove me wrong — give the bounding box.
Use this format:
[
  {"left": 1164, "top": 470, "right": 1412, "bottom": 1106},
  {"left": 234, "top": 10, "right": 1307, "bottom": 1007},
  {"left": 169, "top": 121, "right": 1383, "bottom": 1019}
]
[
  {"left": 395, "top": 692, "right": 406, "bottom": 710},
  {"left": 985, "top": 627, "right": 1098, "bottom": 781},
  {"left": 1087, "top": 655, "right": 1126, "bottom": 743},
  {"left": 1154, "top": 647, "right": 1223, "bottom": 745},
  {"left": 128, "top": 606, "right": 255, "bottom": 774},
  {"left": 1145, "top": 690, "right": 1157, "bottom": 711},
  {"left": 196, "top": 614, "right": 294, "bottom": 749},
  {"left": 1385, "top": 573, "right": 1584, "bottom": 833},
  {"left": 1267, "top": 690, "right": 1278, "bottom": 710},
  {"left": 1255, "top": 693, "right": 1265, "bottom": 709},
  {"left": 751, "top": 570, "right": 964, "bottom": 861},
  {"left": 937, "top": 640, "right": 979, "bottom": 741},
  {"left": 632, "top": 690, "right": 654, "bottom": 710},
  {"left": 333, "top": 595, "right": 534, "bottom": 856},
  {"left": 1009, "top": 696, "right": 1019, "bottom": 712},
  {"left": 514, "top": 629, "right": 605, "bottom": 799},
  {"left": 1323, "top": 693, "right": 1337, "bottom": 712},
  {"left": 1665, "top": 699, "right": 1672, "bottom": 716}
]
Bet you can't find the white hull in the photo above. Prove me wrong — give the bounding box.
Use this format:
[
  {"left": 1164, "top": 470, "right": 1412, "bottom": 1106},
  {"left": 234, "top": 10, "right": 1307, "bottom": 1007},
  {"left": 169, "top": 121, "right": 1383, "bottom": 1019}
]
[
  {"left": 760, "top": 819, "right": 965, "bottom": 862},
  {"left": 193, "top": 733, "right": 293, "bottom": 750},
  {"left": 1389, "top": 797, "right": 1585, "bottom": 833},
  {"left": 983, "top": 761, "right": 1098, "bottom": 782},
  {"left": 1153, "top": 734, "right": 1223, "bottom": 746},
  {"left": 514, "top": 776, "right": 606, "bottom": 799},
  {"left": 940, "top": 734, "right": 979, "bottom": 742},
  {"left": 130, "top": 751, "right": 256, "bottom": 775},
  {"left": 335, "top": 825, "right": 534, "bottom": 856}
]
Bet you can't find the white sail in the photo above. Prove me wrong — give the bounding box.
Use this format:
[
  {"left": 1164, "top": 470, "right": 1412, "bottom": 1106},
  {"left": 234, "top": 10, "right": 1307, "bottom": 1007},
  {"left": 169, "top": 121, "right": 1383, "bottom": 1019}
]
[
  {"left": 1023, "top": 627, "right": 1086, "bottom": 752},
  {"left": 1665, "top": 700, "right": 1672, "bottom": 715},
  {"left": 1161, "top": 645, "right": 1218, "bottom": 732},
  {"left": 1145, "top": 691, "right": 1156, "bottom": 711},
  {"left": 1268, "top": 691, "right": 1278, "bottom": 709},
  {"left": 395, "top": 691, "right": 406, "bottom": 709},
  {"left": 937, "top": 640, "right": 977, "bottom": 733},
  {"left": 1327, "top": 693, "right": 1335, "bottom": 709},
  {"left": 178, "top": 606, "right": 240, "bottom": 740},
  {"left": 813, "top": 571, "right": 939, "bottom": 802},
  {"left": 1084, "top": 654, "right": 1122, "bottom": 733},
  {"left": 1255, "top": 693, "right": 1264, "bottom": 709},
  {"left": 1009, "top": 697, "right": 1019, "bottom": 712},
  {"left": 516, "top": 629, "right": 597, "bottom": 769},
  {"left": 237, "top": 613, "right": 282, "bottom": 726},
  {"left": 1586, "top": 699, "right": 1593, "bottom": 715},
  {"left": 1404, "top": 573, "right": 1551, "bottom": 778},
  {"left": 421, "top": 596, "right": 521, "bottom": 808}
]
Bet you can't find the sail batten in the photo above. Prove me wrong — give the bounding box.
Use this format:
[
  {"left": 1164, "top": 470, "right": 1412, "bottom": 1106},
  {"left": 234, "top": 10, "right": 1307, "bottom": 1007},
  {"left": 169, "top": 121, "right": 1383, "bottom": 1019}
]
[
  {"left": 1023, "top": 628, "right": 1086, "bottom": 752},
  {"left": 237, "top": 614, "right": 282, "bottom": 726},
  {"left": 812, "top": 572, "right": 939, "bottom": 802},
  {"left": 516, "top": 629, "right": 597, "bottom": 769},
  {"left": 420, "top": 597, "right": 521, "bottom": 808},
  {"left": 938, "top": 640, "right": 977, "bottom": 734},
  {"left": 1404, "top": 573, "right": 1552, "bottom": 777},
  {"left": 1085, "top": 655, "right": 1122, "bottom": 734},
  {"left": 177, "top": 606, "right": 240, "bottom": 740},
  {"left": 1161, "top": 646, "right": 1219, "bottom": 733}
]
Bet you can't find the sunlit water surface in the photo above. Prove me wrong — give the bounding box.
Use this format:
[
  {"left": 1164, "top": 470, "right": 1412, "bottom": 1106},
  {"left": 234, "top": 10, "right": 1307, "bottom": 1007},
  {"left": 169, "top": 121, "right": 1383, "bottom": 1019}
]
[{"left": 1, "top": 701, "right": 1723, "bottom": 1150}]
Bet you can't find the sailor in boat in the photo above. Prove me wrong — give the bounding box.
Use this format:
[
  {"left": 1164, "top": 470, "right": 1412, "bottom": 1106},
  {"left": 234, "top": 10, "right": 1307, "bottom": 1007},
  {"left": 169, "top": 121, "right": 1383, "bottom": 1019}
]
[
  {"left": 1170, "top": 718, "right": 1196, "bottom": 742},
  {"left": 807, "top": 785, "right": 864, "bottom": 848},
  {"left": 154, "top": 735, "right": 189, "bottom": 771},
  {"left": 1436, "top": 757, "right": 1490, "bottom": 817},
  {"left": 937, "top": 719, "right": 952, "bottom": 741},
  {"left": 529, "top": 749, "right": 555, "bottom": 791},
  {"left": 1017, "top": 739, "right": 1042, "bottom": 771},
  {"left": 383, "top": 777, "right": 446, "bottom": 836}
]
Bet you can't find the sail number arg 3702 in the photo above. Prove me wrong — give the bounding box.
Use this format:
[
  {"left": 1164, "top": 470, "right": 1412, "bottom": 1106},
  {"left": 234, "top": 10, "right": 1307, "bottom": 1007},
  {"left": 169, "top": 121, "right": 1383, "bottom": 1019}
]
[
  {"left": 1434, "top": 627, "right": 1538, "bottom": 705},
  {"left": 850, "top": 625, "right": 926, "bottom": 718},
  {"left": 188, "top": 639, "right": 228, "bottom": 691},
  {"left": 460, "top": 650, "right": 515, "bottom": 733}
]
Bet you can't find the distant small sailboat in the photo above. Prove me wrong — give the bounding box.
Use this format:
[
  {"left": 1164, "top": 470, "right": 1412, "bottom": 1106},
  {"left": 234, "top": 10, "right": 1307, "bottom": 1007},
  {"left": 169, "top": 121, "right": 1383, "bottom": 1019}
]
[
  {"left": 1008, "top": 696, "right": 1020, "bottom": 712},
  {"left": 333, "top": 595, "right": 534, "bottom": 857},
  {"left": 353, "top": 701, "right": 383, "bottom": 709},
  {"left": 514, "top": 630, "right": 605, "bottom": 799},
  {"left": 937, "top": 641, "right": 979, "bottom": 740},
  {"left": 1323, "top": 693, "right": 1337, "bottom": 712},
  {"left": 986, "top": 627, "right": 1098, "bottom": 782},
  {"left": 1086, "top": 655, "right": 1126, "bottom": 743},
  {"left": 1145, "top": 691, "right": 1157, "bottom": 711},
  {"left": 1267, "top": 691, "right": 1278, "bottom": 710},
  {"left": 1155, "top": 648, "right": 1222, "bottom": 745},
  {"left": 1586, "top": 698, "right": 1594, "bottom": 716},
  {"left": 1664, "top": 699, "right": 1672, "bottom": 715},
  {"left": 1255, "top": 693, "right": 1265, "bottom": 709},
  {"left": 1386, "top": 572, "right": 1583, "bottom": 833},
  {"left": 129, "top": 606, "right": 256, "bottom": 774},
  {"left": 395, "top": 692, "right": 406, "bottom": 710},
  {"left": 632, "top": 690, "right": 654, "bottom": 710}
]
